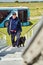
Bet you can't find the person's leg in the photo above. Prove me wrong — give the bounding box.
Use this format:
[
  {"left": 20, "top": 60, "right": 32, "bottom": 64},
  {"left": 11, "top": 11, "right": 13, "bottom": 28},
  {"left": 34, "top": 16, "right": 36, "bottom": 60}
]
[
  {"left": 16, "top": 31, "right": 21, "bottom": 46},
  {"left": 11, "top": 33, "right": 15, "bottom": 47}
]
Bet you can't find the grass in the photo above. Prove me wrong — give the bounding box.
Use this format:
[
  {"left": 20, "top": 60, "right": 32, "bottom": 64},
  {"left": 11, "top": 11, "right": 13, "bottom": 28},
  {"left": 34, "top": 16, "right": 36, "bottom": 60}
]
[
  {"left": 0, "top": 2, "right": 43, "bottom": 45},
  {"left": 0, "top": 2, "right": 43, "bottom": 8},
  {"left": 0, "top": 19, "right": 38, "bottom": 45},
  {"left": 0, "top": 2, "right": 43, "bottom": 16}
]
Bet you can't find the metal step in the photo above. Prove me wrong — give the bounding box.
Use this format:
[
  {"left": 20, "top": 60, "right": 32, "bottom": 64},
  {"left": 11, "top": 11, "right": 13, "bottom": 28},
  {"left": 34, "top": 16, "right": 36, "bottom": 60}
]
[{"left": 0, "top": 46, "right": 25, "bottom": 61}]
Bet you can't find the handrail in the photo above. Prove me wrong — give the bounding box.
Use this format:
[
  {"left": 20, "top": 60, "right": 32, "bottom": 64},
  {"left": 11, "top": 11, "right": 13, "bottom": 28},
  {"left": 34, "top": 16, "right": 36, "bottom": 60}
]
[
  {"left": 24, "top": 16, "right": 43, "bottom": 40},
  {"left": 25, "top": 18, "right": 41, "bottom": 34},
  {"left": 22, "top": 16, "right": 43, "bottom": 64},
  {"left": 0, "top": 31, "right": 7, "bottom": 50}
]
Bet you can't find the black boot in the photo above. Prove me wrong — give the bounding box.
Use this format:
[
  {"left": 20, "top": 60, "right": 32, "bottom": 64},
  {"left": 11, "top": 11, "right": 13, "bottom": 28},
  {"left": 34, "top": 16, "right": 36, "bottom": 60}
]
[{"left": 12, "top": 41, "right": 16, "bottom": 47}]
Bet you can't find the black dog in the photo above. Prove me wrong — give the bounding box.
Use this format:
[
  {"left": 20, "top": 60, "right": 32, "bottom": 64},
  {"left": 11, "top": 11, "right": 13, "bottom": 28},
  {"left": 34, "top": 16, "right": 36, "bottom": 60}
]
[{"left": 17, "top": 36, "right": 26, "bottom": 47}]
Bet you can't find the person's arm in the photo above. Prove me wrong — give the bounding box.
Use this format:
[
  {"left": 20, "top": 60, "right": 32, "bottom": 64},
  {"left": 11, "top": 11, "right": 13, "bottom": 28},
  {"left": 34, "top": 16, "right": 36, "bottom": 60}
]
[
  {"left": 18, "top": 19, "right": 22, "bottom": 32},
  {"left": 7, "top": 19, "right": 10, "bottom": 35}
]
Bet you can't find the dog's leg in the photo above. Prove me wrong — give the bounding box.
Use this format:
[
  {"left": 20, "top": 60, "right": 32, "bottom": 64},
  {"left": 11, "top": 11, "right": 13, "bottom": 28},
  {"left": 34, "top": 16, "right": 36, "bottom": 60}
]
[
  {"left": 20, "top": 44, "right": 21, "bottom": 47},
  {"left": 23, "top": 43, "right": 24, "bottom": 47},
  {"left": 17, "top": 44, "right": 19, "bottom": 47}
]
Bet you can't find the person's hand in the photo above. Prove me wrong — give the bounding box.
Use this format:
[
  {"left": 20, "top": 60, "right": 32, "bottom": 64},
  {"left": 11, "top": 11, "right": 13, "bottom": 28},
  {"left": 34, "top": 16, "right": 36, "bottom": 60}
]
[
  {"left": 15, "top": 31, "right": 16, "bottom": 33},
  {"left": 14, "top": 30, "right": 16, "bottom": 33},
  {"left": 5, "top": 22, "right": 8, "bottom": 27}
]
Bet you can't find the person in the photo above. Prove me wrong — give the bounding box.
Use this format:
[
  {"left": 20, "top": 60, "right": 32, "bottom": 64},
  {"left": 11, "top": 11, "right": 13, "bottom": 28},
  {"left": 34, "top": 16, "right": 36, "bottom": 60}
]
[{"left": 7, "top": 12, "right": 22, "bottom": 47}]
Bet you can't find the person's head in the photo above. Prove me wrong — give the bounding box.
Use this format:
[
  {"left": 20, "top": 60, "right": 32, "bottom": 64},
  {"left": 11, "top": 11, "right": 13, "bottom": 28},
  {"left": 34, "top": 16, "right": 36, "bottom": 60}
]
[{"left": 12, "top": 12, "right": 17, "bottom": 19}]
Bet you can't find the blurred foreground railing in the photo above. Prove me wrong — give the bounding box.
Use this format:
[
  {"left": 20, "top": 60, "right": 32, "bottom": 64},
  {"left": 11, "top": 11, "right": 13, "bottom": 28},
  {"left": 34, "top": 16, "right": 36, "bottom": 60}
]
[{"left": 25, "top": 16, "right": 43, "bottom": 40}]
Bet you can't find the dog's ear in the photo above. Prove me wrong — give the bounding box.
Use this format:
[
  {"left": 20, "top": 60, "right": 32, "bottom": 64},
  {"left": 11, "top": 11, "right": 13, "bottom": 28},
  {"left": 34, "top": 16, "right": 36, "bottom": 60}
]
[
  {"left": 24, "top": 36, "right": 26, "bottom": 40},
  {"left": 25, "top": 37, "right": 26, "bottom": 40}
]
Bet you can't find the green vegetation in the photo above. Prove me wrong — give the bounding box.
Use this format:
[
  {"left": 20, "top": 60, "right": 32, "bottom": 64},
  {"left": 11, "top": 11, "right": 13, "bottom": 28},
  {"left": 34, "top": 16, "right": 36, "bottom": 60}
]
[
  {"left": 0, "top": 19, "right": 38, "bottom": 45},
  {"left": 0, "top": 2, "right": 43, "bottom": 16},
  {"left": 0, "top": 2, "right": 43, "bottom": 45}
]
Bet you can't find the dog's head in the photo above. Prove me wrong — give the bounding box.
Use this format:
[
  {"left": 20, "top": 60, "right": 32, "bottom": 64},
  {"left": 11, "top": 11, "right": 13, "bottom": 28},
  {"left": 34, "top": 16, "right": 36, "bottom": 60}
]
[{"left": 21, "top": 36, "right": 26, "bottom": 43}]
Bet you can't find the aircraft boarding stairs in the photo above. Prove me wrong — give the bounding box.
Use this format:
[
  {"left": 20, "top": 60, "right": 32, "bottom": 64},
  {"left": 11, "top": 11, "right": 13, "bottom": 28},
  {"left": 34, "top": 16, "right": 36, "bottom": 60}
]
[{"left": 0, "top": 16, "right": 43, "bottom": 65}]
